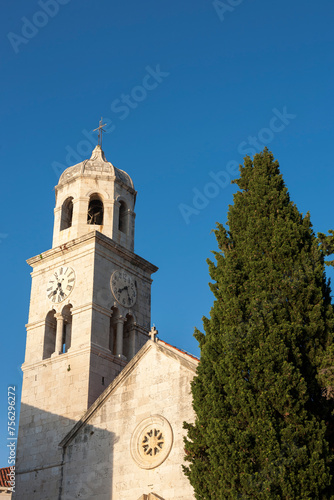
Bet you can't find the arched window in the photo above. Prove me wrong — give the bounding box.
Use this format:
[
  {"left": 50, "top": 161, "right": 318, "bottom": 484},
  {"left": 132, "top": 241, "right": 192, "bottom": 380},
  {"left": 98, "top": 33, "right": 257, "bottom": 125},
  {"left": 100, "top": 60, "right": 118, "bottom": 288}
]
[
  {"left": 118, "top": 201, "right": 128, "bottom": 233},
  {"left": 87, "top": 194, "right": 104, "bottom": 225},
  {"left": 43, "top": 310, "right": 56, "bottom": 359},
  {"left": 60, "top": 197, "right": 73, "bottom": 230}
]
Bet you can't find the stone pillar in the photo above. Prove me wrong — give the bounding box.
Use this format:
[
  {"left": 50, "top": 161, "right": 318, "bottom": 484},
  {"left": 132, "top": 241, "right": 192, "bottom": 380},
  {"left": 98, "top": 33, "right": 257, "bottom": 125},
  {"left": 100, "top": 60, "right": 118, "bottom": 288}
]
[
  {"left": 111, "top": 200, "right": 120, "bottom": 240},
  {"left": 75, "top": 196, "right": 90, "bottom": 238},
  {"left": 128, "top": 210, "right": 136, "bottom": 252},
  {"left": 64, "top": 317, "right": 72, "bottom": 352},
  {"left": 52, "top": 206, "right": 62, "bottom": 248},
  {"left": 108, "top": 310, "right": 114, "bottom": 353},
  {"left": 55, "top": 313, "right": 64, "bottom": 355},
  {"left": 102, "top": 200, "right": 114, "bottom": 240},
  {"left": 129, "top": 328, "right": 136, "bottom": 359},
  {"left": 115, "top": 318, "right": 125, "bottom": 357}
]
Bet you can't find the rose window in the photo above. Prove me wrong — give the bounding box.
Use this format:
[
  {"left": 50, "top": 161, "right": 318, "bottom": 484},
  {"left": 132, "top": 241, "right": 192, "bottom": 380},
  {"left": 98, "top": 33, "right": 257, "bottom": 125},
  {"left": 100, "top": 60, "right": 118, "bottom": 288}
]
[
  {"left": 141, "top": 428, "right": 164, "bottom": 457},
  {"left": 131, "top": 415, "right": 173, "bottom": 469}
]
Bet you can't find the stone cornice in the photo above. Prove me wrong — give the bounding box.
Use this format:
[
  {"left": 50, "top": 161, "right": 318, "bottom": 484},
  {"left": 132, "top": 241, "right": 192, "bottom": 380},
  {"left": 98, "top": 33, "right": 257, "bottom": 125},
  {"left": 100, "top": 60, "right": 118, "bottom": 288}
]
[
  {"left": 55, "top": 173, "right": 137, "bottom": 197},
  {"left": 90, "top": 343, "right": 127, "bottom": 366},
  {"left": 27, "top": 232, "right": 96, "bottom": 266},
  {"left": 21, "top": 344, "right": 128, "bottom": 373},
  {"left": 21, "top": 346, "right": 92, "bottom": 372},
  {"left": 30, "top": 246, "right": 94, "bottom": 277},
  {"left": 95, "top": 232, "right": 158, "bottom": 274},
  {"left": 27, "top": 231, "right": 158, "bottom": 275}
]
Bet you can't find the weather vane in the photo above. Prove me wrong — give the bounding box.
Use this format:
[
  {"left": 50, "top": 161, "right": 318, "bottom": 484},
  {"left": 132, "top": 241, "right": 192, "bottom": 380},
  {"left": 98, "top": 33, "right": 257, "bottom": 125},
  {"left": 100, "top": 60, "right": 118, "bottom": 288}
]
[{"left": 94, "top": 117, "right": 107, "bottom": 148}]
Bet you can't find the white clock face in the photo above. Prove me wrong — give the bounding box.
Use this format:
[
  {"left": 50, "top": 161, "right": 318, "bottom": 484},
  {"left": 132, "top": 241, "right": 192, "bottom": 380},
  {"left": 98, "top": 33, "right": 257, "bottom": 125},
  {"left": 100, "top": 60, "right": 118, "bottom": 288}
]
[
  {"left": 111, "top": 270, "right": 137, "bottom": 308},
  {"left": 46, "top": 266, "right": 75, "bottom": 303}
]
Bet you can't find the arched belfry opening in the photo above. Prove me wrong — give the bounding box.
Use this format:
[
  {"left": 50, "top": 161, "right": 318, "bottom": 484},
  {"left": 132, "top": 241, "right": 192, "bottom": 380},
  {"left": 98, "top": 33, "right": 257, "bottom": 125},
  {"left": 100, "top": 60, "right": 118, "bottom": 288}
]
[
  {"left": 43, "top": 306, "right": 73, "bottom": 359},
  {"left": 109, "top": 308, "right": 136, "bottom": 361},
  {"left": 118, "top": 200, "right": 128, "bottom": 234},
  {"left": 60, "top": 197, "right": 73, "bottom": 230},
  {"left": 43, "top": 310, "right": 56, "bottom": 359},
  {"left": 87, "top": 193, "right": 104, "bottom": 225}
]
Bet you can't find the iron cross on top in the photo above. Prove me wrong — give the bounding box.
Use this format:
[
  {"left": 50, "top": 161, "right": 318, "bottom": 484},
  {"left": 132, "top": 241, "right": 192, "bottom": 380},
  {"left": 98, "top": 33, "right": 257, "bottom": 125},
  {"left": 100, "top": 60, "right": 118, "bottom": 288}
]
[{"left": 94, "top": 117, "right": 107, "bottom": 147}]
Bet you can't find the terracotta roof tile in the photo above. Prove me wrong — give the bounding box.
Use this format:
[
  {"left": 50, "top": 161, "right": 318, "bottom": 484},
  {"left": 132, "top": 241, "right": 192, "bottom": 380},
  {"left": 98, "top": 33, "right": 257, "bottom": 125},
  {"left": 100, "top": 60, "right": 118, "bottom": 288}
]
[
  {"left": 158, "top": 339, "right": 199, "bottom": 362},
  {"left": 0, "top": 467, "right": 11, "bottom": 488}
]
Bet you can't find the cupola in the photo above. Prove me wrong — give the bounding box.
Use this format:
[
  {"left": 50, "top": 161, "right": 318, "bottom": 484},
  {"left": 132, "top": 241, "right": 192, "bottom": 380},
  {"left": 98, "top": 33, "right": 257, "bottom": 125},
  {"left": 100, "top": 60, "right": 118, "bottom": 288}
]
[{"left": 52, "top": 145, "right": 137, "bottom": 251}]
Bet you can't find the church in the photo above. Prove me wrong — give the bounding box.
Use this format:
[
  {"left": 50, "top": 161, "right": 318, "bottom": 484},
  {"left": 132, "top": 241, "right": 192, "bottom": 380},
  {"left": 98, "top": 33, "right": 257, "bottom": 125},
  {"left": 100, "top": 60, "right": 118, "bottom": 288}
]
[{"left": 14, "top": 128, "right": 198, "bottom": 499}]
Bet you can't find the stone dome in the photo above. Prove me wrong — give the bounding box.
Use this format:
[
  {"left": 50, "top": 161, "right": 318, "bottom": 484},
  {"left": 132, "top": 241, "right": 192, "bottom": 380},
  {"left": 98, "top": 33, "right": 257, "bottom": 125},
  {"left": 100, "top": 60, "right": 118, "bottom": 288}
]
[{"left": 58, "top": 145, "right": 134, "bottom": 189}]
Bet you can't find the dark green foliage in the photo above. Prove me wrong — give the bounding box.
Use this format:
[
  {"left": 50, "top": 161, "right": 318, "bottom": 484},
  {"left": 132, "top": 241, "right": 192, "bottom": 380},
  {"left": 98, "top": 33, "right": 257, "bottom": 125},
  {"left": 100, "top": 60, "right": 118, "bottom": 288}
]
[
  {"left": 184, "top": 150, "right": 334, "bottom": 499},
  {"left": 318, "top": 230, "right": 334, "bottom": 268}
]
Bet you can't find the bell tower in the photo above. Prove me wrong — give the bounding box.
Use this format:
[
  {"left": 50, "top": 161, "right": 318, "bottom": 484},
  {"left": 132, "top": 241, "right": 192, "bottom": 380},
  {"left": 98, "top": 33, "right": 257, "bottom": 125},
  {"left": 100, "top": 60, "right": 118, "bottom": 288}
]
[{"left": 15, "top": 142, "right": 158, "bottom": 499}]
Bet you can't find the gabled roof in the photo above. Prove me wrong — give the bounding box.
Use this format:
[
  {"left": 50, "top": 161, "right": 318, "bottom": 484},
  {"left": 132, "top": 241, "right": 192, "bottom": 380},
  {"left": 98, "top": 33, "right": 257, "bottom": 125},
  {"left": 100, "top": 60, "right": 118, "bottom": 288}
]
[{"left": 59, "top": 339, "right": 199, "bottom": 448}]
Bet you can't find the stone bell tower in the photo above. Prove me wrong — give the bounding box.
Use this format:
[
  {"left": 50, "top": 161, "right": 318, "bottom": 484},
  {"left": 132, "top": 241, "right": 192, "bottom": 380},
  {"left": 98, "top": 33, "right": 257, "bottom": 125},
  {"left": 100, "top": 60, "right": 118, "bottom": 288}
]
[{"left": 15, "top": 139, "right": 158, "bottom": 499}]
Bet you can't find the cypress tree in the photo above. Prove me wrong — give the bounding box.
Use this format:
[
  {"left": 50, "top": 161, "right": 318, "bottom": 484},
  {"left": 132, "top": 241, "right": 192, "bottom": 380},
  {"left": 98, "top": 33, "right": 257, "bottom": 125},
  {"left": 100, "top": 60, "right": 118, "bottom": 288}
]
[{"left": 184, "top": 149, "right": 334, "bottom": 499}]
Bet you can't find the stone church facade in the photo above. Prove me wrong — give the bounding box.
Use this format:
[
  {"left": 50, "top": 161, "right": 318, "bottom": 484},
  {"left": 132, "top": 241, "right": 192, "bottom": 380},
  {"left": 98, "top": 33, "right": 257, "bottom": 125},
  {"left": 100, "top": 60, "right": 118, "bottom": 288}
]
[{"left": 14, "top": 144, "right": 197, "bottom": 499}]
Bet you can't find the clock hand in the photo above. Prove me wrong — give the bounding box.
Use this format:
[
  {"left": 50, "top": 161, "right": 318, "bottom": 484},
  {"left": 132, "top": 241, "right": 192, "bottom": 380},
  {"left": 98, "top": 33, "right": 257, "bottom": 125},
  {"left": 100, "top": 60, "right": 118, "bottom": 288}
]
[{"left": 56, "top": 282, "right": 65, "bottom": 297}]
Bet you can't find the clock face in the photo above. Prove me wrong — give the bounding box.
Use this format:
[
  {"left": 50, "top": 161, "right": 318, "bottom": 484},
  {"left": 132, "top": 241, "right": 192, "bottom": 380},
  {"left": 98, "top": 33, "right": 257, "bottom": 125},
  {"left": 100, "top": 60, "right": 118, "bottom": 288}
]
[
  {"left": 111, "top": 270, "right": 137, "bottom": 308},
  {"left": 46, "top": 266, "right": 75, "bottom": 303}
]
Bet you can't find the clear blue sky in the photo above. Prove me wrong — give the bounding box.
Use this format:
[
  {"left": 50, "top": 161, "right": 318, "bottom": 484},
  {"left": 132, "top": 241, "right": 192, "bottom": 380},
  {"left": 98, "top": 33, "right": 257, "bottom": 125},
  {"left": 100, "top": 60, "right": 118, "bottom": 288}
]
[{"left": 1, "top": 0, "right": 333, "bottom": 467}]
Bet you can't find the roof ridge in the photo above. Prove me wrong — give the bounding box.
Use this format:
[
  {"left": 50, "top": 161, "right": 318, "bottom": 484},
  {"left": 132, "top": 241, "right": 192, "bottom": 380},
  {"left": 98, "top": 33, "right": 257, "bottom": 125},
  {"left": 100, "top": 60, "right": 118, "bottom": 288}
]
[{"left": 158, "top": 339, "right": 199, "bottom": 361}]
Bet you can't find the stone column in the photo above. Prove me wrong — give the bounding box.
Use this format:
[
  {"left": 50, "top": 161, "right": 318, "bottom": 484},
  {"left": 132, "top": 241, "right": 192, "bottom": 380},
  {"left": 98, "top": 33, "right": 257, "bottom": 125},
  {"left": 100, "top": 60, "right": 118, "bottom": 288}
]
[
  {"left": 115, "top": 318, "right": 125, "bottom": 357},
  {"left": 128, "top": 210, "right": 136, "bottom": 252},
  {"left": 129, "top": 328, "right": 136, "bottom": 359},
  {"left": 52, "top": 206, "right": 62, "bottom": 247},
  {"left": 111, "top": 200, "right": 120, "bottom": 240},
  {"left": 55, "top": 313, "right": 64, "bottom": 355},
  {"left": 108, "top": 310, "right": 114, "bottom": 353},
  {"left": 63, "top": 315, "right": 71, "bottom": 352}
]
